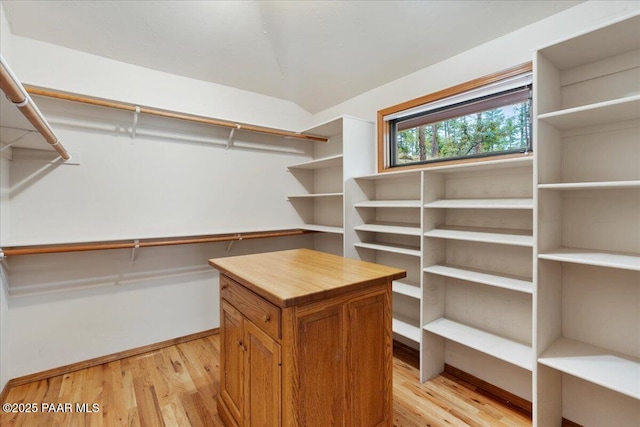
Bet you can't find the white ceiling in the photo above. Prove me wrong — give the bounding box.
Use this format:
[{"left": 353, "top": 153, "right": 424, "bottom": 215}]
[{"left": 2, "top": 0, "right": 581, "bottom": 113}]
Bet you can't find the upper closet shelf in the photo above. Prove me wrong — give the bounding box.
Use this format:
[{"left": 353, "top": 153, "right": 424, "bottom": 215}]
[
  {"left": 424, "top": 198, "right": 533, "bottom": 209},
  {"left": 538, "top": 95, "right": 640, "bottom": 130},
  {"left": 287, "top": 154, "right": 343, "bottom": 170},
  {"left": 538, "top": 181, "right": 640, "bottom": 190},
  {"left": 424, "top": 318, "right": 533, "bottom": 371},
  {"left": 425, "top": 227, "right": 534, "bottom": 247},
  {"left": 539, "top": 247, "right": 640, "bottom": 271},
  {"left": 539, "top": 337, "right": 640, "bottom": 400},
  {"left": 354, "top": 200, "right": 421, "bottom": 208}
]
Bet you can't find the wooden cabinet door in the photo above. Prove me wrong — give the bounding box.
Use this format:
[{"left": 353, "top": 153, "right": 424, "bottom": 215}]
[
  {"left": 293, "top": 305, "right": 345, "bottom": 426},
  {"left": 346, "top": 290, "right": 392, "bottom": 427},
  {"left": 220, "top": 301, "right": 245, "bottom": 425},
  {"left": 244, "top": 320, "right": 281, "bottom": 427}
]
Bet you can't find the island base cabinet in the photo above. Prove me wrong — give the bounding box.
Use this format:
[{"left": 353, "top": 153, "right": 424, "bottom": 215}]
[
  {"left": 283, "top": 287, "right": 392, "bottom": 427},
  {"left": 218, "top": 276, "right": 392, "bottom": 427}
]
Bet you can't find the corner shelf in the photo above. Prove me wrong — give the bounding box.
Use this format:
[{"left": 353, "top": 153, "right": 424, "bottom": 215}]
[
  {"left": 354, "top": 222, "right": 421, "bottom": 236},
  {"left": 392, "top": 279, "right": 421, "bottom": 299},
  {"left": 424, "top": 318, "right": 533, "bottom": 371},
  {"left": 393, "top": 315, "right": 421, "bottom": 343},
  {"left": 424, "top": 264, "right": 533, "bottom": 294},
  {"left": 287, "top": 154, "right": 343, "bottom": 170},
  {"left": 424, "top": 226, "right": 534, "bottom": 247},
  {"left": 299, "top": 224, "right": 344, "bottom": 234},
  {"left": 538, "top": 337, "right": 640, "bottom": 400},
  {"left": 287, "top": 193, "right": 343, "bottom": 199},
  {"left": 539, "top": 247, "right": 640, "bottom": 271},
  {"left": 353, "top": 242, "right": 421, "bottom": 257}
]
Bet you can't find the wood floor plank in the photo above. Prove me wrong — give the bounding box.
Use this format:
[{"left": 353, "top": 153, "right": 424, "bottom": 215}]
[{"left": 1, "top": 333, "right": 531, "bottom": 427}]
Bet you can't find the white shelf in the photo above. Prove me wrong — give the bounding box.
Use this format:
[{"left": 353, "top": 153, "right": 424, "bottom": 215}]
[
  {"left": 424, "top": 198, "right": 533, "bottom": 209},
  {"left": 424, "top": 318, "right": 533, "bottom": 371},
  {"left": 539, "top": 247, "right": 640, "bottom": 271},
  {"left": 353, "top": 242, "right": 421, "bottom": 257},
  {"left": 287, "top": 154, "right": 343, "bottom": 170},
  {"left": 538, "top": 95, "right": 640, "bottom": 130},
  {"left": 355, "top": 169, "right": 423, "bottom": 181},
  {"left": 299, "top": 224, "right": 343, "bottom": 234},
  {"left": 424, "top": 227, "right": 533, "bottom": 247},
  {"left": 355, "top": 199, "right": 421, "bottom": 208},
  {"left": 539, "top": 337, "right": 640, "bottom": 400},
  {"left": 354, "top": 222, "right": 421, "bottom": 236},
  {"left": 424, "top": 264, "right": 533, "bottom": 294},
  {"left": 392, "top": 279, "right": 421, "bottom": 299},
  {"left": 538, "top": 181, "right": 640, "bottom": 190},
  {"left": 393, "top": 315, "right": 421, "bottom": 343},
  {"left": 287, "top": 192, "right": 343, "bottom": 199}
]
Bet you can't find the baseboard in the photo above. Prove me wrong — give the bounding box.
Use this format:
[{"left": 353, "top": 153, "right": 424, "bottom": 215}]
[
  {"left": 392, "top": 339, "right": 419, "bottom": 369},
  {"left": 443, "top": 364, "right": 532, "bottom": 417},
  {"left": 562, "top": 418, "right": 584, "bottom": 427},
  {"left": 3, "top": 328, "right": 219, "bottom": 392}
]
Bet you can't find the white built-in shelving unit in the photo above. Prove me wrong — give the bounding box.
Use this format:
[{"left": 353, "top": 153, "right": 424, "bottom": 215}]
[
  {"left": 351, "top": 170, "right": 423, "bottom": 348},
  {"left": 421, "top": 157, "right": 535, "bottom": 392},
  {"left": 534, "top": 13, "right": 640, "bottom": 427},
  {"left": 287, "top": 116, "right": 375, "bottom": 255}
]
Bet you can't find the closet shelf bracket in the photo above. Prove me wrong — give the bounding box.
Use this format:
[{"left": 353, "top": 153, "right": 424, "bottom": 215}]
[
  {"left": 226, "top": 124, "right": 241, "bottom": 150},
  {"left": 226, "top": 234, "right": 242, "bottom": 253},
  {"left": 131, "top": 106, "right": 140, "bottom": 139},
  {"left": 131, "top": 239, "right": 140, "bottom": 262}
]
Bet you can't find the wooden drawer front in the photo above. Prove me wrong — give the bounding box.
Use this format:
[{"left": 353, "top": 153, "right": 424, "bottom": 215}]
[{"left": 220, "top": 275, "right": 281, "bottom": 340}]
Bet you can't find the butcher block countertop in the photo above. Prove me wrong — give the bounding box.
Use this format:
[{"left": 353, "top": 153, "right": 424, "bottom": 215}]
[{"left": 208, "top": 248, "right": 406, "bottom": 307}]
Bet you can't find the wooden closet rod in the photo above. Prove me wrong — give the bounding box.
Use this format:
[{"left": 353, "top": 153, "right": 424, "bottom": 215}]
[
  {"left": 24, "top": 86, "right": 329, "bottom": 143},
  {"left": 0, "top": 57, "right": 71, "bottom": 160},
  {"left": 1, "top": 229, "right": 314, "bottom": 256}
]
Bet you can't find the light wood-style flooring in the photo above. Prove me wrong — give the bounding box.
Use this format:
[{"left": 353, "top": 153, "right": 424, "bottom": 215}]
[{"left": 1, "top": 334, "right": 531, "bottom": 426}]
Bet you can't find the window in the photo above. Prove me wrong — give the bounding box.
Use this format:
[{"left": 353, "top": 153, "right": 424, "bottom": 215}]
[{"left": 377, "top": 63, "right": 533, "bottom": 172}]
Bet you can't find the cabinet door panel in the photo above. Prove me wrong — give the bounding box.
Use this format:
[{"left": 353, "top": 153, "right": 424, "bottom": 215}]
[
  {"left": 221, "top": 301, "right": 245, "bottom": 424},
  {"left": 294, "top": 305, "right": 344, "bottom": 426},
  {"left": 346, "top": 290, "right": 392, "bottom": 427},
  {"left": 244, "top": 320, "right": 281, "bottom": 427}
]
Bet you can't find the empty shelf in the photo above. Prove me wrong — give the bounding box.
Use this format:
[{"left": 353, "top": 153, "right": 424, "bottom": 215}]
[
  {"left": 538, "top": 181, "right": 640, "bottom": 190},
  {"left": 355, "top": 200, "right": 421, "bottom": 208},
  {"left": 538, "top": 95, "right": 640, "bottom": 130},
  {"left": 393, "top": 315, "right": 421, "bottom": 342},
  {"left": 424, "top": 318, "right": 533, "bottom": 371},
  {"left": 539, "top": 247, "right": 640, "bottom": 271},
  {"left": 424, "top": 264, "right": 533, "bottom": 294},
  {"left": 287, "top": 193, "right": 343, "bottom": 199},
  {"left": 353, "top": 242, "right": 421, "bottom": 257},
  {"left": 299, "top": 224, "right": 343, "bottom": 234},
  {"left": 424, "top": 198, "right": 533, "bottom": 209},
  {"left": 287, "top": 154, "right": 343, "bottom": 170},
  {"left": 425, "top": 227, "right": 533, "bottom": 247},
  {"left": 355, "top": 222, "right": 421, "bottom": 236},
  {"left": 392, "top": 279, "right": 421, "bottom": 299},
  {"left": 539, "top": 337, "right": 640, "bottom": 400}
]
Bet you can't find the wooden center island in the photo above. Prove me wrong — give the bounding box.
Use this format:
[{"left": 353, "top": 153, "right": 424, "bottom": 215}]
[{"left": 208, "top": 249, "right": 406, "bottom": 427}]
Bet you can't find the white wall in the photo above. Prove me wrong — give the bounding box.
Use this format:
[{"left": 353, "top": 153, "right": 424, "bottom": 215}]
[
  {"left": 9, "top": 36, "right": 312, "bottom": 133},
  {"left": 312, "top": 1, "right": 640, "bottom": 126}
]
